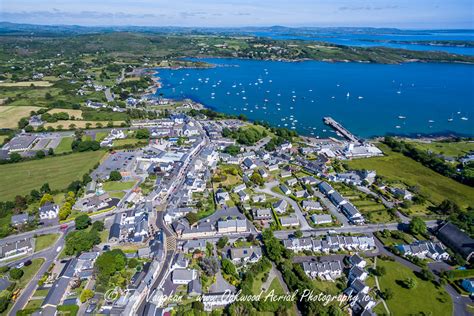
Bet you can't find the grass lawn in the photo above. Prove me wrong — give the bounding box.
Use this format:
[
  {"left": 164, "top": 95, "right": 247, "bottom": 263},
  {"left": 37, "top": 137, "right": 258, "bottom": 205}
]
[
  {"left": 33, "top": 288, "right": 50, "bottom": 297},
  {"left": 18, "top": 258, "right": 44, "bottom": 288},
  {"left": 112, "top": 138, "right": 144, "bottom": 147},
  {"left": 347, "top": 144, "right": 474, "bottom": 208},
  {"left": 0, "top": 151, "right": 106, "bottom": 201},
  {"left": 407, "top": 140, "right": 474, "bottom": 158},
  {"left": 0, "top": 105, "right": 43, "bottom": 128},
  {"left": 54, "top": 137, "right": 74, "bottom": 154},
  {"left": 24, "top": 299, "right": 43, "bottom": 310},
  {"left": 102, "top": 180, "right": 135, "bottom": 191},
  {"left": 109, "top": 191, "right": 125, "bottom": 199},
  {"left": 374, "top": 258, "right": 452, "bottom": 315},
  {"left": 57, "top": 304, "right": 79, "bottom": 316},
  {"left": 47, "top": 108, "right": 83, "bottom": 119},
  {"left": 35, "top": 234, "right": 60, "bottom": 252}
]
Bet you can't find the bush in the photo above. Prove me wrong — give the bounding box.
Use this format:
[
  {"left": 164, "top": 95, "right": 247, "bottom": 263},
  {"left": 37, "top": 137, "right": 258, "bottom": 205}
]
[
  {"left": 75, "top": 214, "right": 91, "bottom": 230},
  {"left": 9, "top": 268, "right": 24, "bottom": 280},
  {"left": 109, "top": 171, "right": 122, "bottom": 181}
]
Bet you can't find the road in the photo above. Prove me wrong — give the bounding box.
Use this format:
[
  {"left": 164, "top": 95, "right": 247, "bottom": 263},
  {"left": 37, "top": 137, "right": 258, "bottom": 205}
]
[
  {"left": 255, "top": 181, "right": 311, "bottom": 230},
  {"left": 9, "top": 227, "right": 71, "bottom": 315},
  {"left": 105, "top": 88, "right": 114, "bottom": 102}
]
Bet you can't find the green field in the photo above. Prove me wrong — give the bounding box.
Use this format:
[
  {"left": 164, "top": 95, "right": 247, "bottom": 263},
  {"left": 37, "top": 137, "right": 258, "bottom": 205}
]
[
  {"left": 54, "top": 137, "right": 74, "bottom": 154},
  {"left": 347, "top": 144, "right": 474, "bottom": 208},
  {"left": 0, "top": 151, "right": 106, "bottom": 201},
  {"left": 102, "top": 181, "right": 136, "bottom": 191},
  {"left": 35, "top": 234, "right": 60, "bottom": 252},
  {"left": 407, "top": 140, "right": 474, "bottom": 158},
  {"left": 374, "top": 258, "right": 452, "bottom": 315}
]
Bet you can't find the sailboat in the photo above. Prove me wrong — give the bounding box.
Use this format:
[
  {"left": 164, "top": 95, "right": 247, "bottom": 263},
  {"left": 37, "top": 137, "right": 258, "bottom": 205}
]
[{"left": 346, "top": 92, "right": 350, "bottom": 98}]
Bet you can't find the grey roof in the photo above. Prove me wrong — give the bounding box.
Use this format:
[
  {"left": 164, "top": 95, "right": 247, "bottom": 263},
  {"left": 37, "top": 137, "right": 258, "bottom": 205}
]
[
  {"left": 329, "top": 192, "right": 345, "bottom": 205},
  {"left": 437, "top": 222, "right": 474, "bottom": 260},
  {"left": 230, "top": 246, "right": 262, "bottom": 260},
  {"left": 318, "top": 182, "right": 334, "bottom": 194},
  {"left": 188, "top": 278, "right": 202, "bottom": 295},
  {"left": 43, "top": 259, "right": 77, "bottom": 307},
  {"left": 341, "top": 203, "right": 360, "bottom": 218},
  {"left": 11, "top": 213, "right": 29, "bottom": 224},
  {"left": 349, "top": 253, "right": 365, "bottom": 265},
  {"left": 280, "top": 216, "right": 299, "bottom": 226},
  {"left": 172, "top": 269, "right": 195, "bottom": 283}
]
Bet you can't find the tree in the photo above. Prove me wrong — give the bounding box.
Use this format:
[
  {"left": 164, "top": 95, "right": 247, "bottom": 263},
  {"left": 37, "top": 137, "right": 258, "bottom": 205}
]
[
  {"left": 216, "top": 236, "right": 228, "bottom": 249},
  {"left": 221, "top": 258, "right": 238, "bottom": 278},
  {"left": 109, "top": 171, "right": 122, "bottom": 181},
  {"left": 185, "top": 212, "right": 199, "bottom": 225},
  {"left": 9, "top": 152, "right": 22, "bottom": 163},
  {"left": 30, "top": 189, "right": 41, "bottom": 201},
  {"left": 65, "top": 229, "right": 100, "bottom": 255},
  {"left": 92, "top": 221, "right": 104, "bottom": 232},
  {"left": 40, "top": 183, "right": 51, "bottom": 194},
  {"left": 135, "top": 128, "right": 150, "bottom": 139},
  {"left": 80, "top": 289, "right": 94, "bottom": 303},
  {"left": 294, "top": 230, "right": 303, "bottom": 238},
  {"left": 9, "top": 268, "right": 24, "bottom": 280},
  {"left": 372, "top": 265, "right": 386, "bottom": 276},
  {"left": 199, "top": 257, "right": 219, "bottom": 276},
  {"left": 95, "top": 249, "right": 127, "bottom": 287},
  {"left": 380, "top": 288, "right": 394, "bottom": 300},
  {"left": 436, "top": 199, "right": 461, "bottom": 215},
  {"left": 250, "top": 172, "right": 264, "bottom": 186},
  {"left": 223, "top": 145, "right": 241, "bottom": 156},
  {"left": 75, "top": 214, "right": 91, "bottom": 230},
  {"left": 402, "top": 277, "right": 417, "bottom": 289},
  {"left": 39, "top": 193, "right": 54, "bottom": 206},
  {"left": 409, "top": 217, "right": 427, "bottom": 235},
  {"left": 419, "top": 268, "right": 435, "bottom": 282},
  {"left": 48, "top": 147, "right": 54, "bottom": 156}
]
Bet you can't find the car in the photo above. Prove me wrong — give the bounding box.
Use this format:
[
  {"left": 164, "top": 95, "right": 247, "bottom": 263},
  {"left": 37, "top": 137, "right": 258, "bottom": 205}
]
[
  {"left": 86, "top": 303, "right": 97, "bottom": 313},
  {"left": 15, "top": 262, "right": 24, "bottom": 269},
  {"left": 24, "top": 260, "right": 32, "bottom": 266},
  {"left": 60, "top": 224, "right": 68, "bottom": 230}
]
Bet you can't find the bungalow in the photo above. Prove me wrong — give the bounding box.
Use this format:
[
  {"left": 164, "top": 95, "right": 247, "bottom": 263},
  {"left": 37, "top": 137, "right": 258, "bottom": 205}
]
[
  {"left": 280, "top": 215, "right": 300, "bottom": 228},
  {"left": 301, "top": 176, "right": 318, "bottom": 185},
  {"left": 238, "top": 190, "right": 250, "bottom": 202},
  {"left": 273, "top": 200, "right": 288, "bottom": 214},
  {"left": 172, "top": 269, "right": 197, "bottom": 285},
  {"left": 268, "top": 164, "right": 279, "bottom": 172},
  {"left": 253, "top": 208, "right": 273, "bottom": 221},
  {"left": 243, "top": 158, "right": 257, "bottom": 170},
  {"left": 302, "top": 261, "right": 343, "bottom": 280},
  {"left": 279, "top": 184, "right": 291, "bottom": 195},
  {"left": 230, "top": 246, "right": 262, "bottom": 264},
  {"left": 280, "top": 170, "right": 292, "bottom": 178},
  {"left": 302, "top": 200, "right": 323, "bottom": 211},
  {"left": 252, "top": 194, "right": 266, "bottom": 203},
  {"left": 39, "top": 203, "right": 59, "bottom": 220},
  {"left": 11, "top": 214, "right": 30, "bottom": 226},
  {"left": 295, "top": 190, "right": 309, "bottom": 198},
  {"left": 233, "top": 184, "right": 247, "bottom": 193},
  {"left": 258, "top": 169, "right": 268, "bottom": 178},
  {"left": 311, "top": 214, "right": 332, "bottom": 225},
  {"left": 286, "top": 178, "right": 298, "bottom": 187},
  {"left": 390, "top": 187, "right": 413, "bottom": 200}
]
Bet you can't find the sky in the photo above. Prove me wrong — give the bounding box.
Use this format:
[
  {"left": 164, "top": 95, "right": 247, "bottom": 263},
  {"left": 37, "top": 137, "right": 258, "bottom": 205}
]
[{"left": 0, "top": 0, "right": 473, "bottom": 29}]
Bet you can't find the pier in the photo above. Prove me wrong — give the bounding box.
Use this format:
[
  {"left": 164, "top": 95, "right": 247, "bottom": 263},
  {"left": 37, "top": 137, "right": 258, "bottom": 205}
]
[{"left": 323, "top": 117, "right": 360, "bottom": 143}]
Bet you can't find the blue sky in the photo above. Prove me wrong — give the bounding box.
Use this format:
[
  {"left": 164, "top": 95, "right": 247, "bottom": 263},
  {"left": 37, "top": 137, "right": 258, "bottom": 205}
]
[{"left": 1, "top": 0, "right": 473, "bottom": 29}]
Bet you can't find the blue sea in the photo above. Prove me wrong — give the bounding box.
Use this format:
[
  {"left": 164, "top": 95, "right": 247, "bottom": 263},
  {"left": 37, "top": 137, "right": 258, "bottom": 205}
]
[
  {"left": 252, "top": 30, "right": 474, "bottom": 56},
  {"left": 154, "top": 58, "right": 474, "bottom": 138}
]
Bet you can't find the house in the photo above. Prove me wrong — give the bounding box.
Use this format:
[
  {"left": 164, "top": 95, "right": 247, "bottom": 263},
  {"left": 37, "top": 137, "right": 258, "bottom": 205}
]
[
  {"left": 11, "top": 213, "right": 30, "bottom": 226},
  {"left": 390, "top": 187, "right": 413, "bottom": 200},
  {"left": 229, "top": 246, "right": 262, "bottom": 264},
  {"left": 301, "top": 261, "right": 343, "bottom": 280},
  {"left": 0, "top": 238, "right": 34, "bottom": 261},
  {"left": 258, "top": 169, "right": 268, "bottom": 178},
  {"left": 188, "top": 278, "right": 202, "bottom": 296},
  {"left": 279, "top": 184, "right": 291, "bottom": 195},
  {"left": 397, "top": 241, "right": 449, "bottom": 261},
  {"left": 268, "top": 164, "right": 279, "bottom": 172},
  {"left": 182, "top": 239, "right": 207, "bottom": 253},
  {"left": 349, "top": 254, "right": 367, "bottom": 268},
  {"left": 215, "top": 189, "right": 230, "bottom": 204},
  {"left": 310, "top": 214, "right": 332, "bottom": 225},
  {"left": 461, "top": 279, "right": 474, "bottom": 294},
  {"left": 295, "top": 190, "right": 309, "bottom": 198},
  {"left": 282, "top": 238, "right": 313, "bottom": 252},
  {"left": 273, "top": 200, "right": 288, "bottom": 214},
  {"left": 252, "top": 194, "right": 266, "bottom": 203},
  {"left": 39, "top": 203, "right": 59, "bottom": 220},
  {"left": 243, "top": 158, "right": 257, "bottom": 170},
  {"left": 172, "top": 253, "right": 189, "bottom": 270},
  {"left": 344, "top": 279, "right": 369, "bottom": 297},
  {"left": 172, "top": 269, "right": 197, "bottom": 285},
  {"left": 238, "top": 190, "right": 250, "bottom": 202},
  {"left": 301, "top": 176, "right": 318, "bottom": 185},
  {"left": 280, "top": 170, "right": 292, "bottom": 178},
  {"left": 318, "top": 182, "right": 334, "bottom": 195},
  {"left": 436, "top": 222, "right": 474, "bottom": 261},
  {"left": 286, "top": 178, "right": 298, "bottom": 187},
  {"left": 253, "top": 208, "right": 273, "bottom": 221},
  {"left": 328, "top": 192, "right": 346, "bottom": 207},
  {"left": 283, "top": 235, "right": 376, "bottom": 254},
  {"left": 233, "top": 184, "right": 247, "bottom": 193},
  {"left": 302, "top": 200, "right": 323, "bottom": 211},
  {"left": 217, "top": 218, "right": 247, "bottom": 234},
  {"left": 280, "top": 215, "right": 300, "bottom": 228},
  {"left": 340, "top": 203, "right": 364, "bottom": 224},
  {"left": 349, "top": 266, "right": 368, "bottom": 282}
]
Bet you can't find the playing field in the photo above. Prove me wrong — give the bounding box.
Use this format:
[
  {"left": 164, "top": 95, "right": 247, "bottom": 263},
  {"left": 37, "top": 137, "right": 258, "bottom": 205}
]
[
  {"left": 0, "top": 105, "right": 43, "bottom": 128},
  {"left": 347, "top": 144, "right": 474, "bottom": 208},
  {"left": 0, "top": 151, "right": 106, "bottom": 201}
]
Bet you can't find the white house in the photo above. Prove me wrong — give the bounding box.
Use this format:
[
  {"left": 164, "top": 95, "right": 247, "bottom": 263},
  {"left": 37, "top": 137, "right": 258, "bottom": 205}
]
[{"left": 39, "top": 203, "right": 59, "bottom": 220}]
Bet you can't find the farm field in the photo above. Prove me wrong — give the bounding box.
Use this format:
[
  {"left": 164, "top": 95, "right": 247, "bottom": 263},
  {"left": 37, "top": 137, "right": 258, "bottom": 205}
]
[
  {"left": 0, "top": 81, "right": 52, "bottom": 87},
  {"left": 0, "top": 105, "right": 42, "bottom": 128},
  {"left": 47, "top": 108, "right": 83, "bottom": 119},
  {"left": 44, "top": 120, "right": 124, "bottom": 129},
  {"left": 0, "top": 151, "right": 106, "bottom": 201},
  {"left": 406, "top": 140, "right": 474, "bottom": 158},
  {"left": 373, "top": 258, "right": 452, "bottom": 315},
  {"left": 347, "top": 143, "right": 474, "bottom": 208}
]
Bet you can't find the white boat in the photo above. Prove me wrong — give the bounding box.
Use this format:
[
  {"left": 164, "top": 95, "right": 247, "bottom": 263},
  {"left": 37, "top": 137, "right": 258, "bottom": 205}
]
[
  {"left": 346, "top": 92, "right": 350, "bottom": 98},
  {"left": 461, "top": 117, "right": 469, "bottom": 121},
  {"left": 395, "top": 125, "right": 401, "bottom": 129},
  {"left": 428, "top": 120, "right": 435, "bottom": 123},
  {"left": 398, "top": 116, "right": 406, "bottom": 119},
  {"left": 358, "top": 96, "right": 363, "bottom": 99}
]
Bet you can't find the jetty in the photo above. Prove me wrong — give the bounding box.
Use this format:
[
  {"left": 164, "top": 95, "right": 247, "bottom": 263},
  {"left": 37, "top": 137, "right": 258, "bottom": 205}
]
[{"left": 323, "top": 117, "right": 360, "bottom": 143}]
